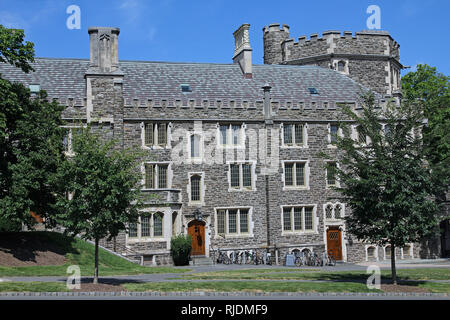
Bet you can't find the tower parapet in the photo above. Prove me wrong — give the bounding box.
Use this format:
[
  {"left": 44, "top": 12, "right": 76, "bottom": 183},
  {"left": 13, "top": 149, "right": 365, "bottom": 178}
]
[
  {"left": 262, "top": 25, "right": 402, "bottom": 97},
  {"left": 263, "top": 23, "right": 290, "bottom": 64}
]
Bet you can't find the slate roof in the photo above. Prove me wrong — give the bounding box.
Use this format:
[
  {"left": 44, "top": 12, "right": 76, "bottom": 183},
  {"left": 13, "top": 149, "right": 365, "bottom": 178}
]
[{"left": 0, "top": 58, "right": 370, "bottom": 104}]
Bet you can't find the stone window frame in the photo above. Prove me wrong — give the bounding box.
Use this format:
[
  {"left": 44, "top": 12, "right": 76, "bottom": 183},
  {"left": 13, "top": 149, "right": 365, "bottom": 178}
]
[
  {"left": 281, "top": 160, "right": 310, "bottom": 191},
  {"left": 214, "top": 206, "right": 254, "bottom": 239},
  {"left": 141, "top": 161, "right": 173, "bottom": 190},
  {"left": 226, "top": 160, "right": 257, "bottom": 192},
  {"left": 187, "top": 172, "right": 205, "bottom": 206},
  {"left": 280, "top": 204, "right": 319, "bottom": 236},
  {"left": 365, "top": 245, "right": 379, "bottom": 261},
  {"left": 186, "top": 130, "right": 204, "bottom": 164},
  {"left": 280, "top": 123, "right": 309, "bottom": 148},
  {"left": 401, "top": 243, "right": 414, "bottom": 259},
  {"left": 323, "top": 202, "right": 345, "bottom": 221},
  {"left": 327, "top": 122, "right": 343, "bottom": 148},
  {"left": 140, "top": 121, "right": 172, "bottom": 150},
  {"left": 61, "top": 125, "right": 85, "bottom": 156},
  {"left": 126, "top": 211, "right": 165, "bottom": 242},
  {"left": 216, "top": 122, "right": 246, "bottom": 149},
  {"left": 332, "top": 58, "right": 349, "bottom": 75},
  {"left": 325, "top": 161, "right": 340, "bottom": 189}
]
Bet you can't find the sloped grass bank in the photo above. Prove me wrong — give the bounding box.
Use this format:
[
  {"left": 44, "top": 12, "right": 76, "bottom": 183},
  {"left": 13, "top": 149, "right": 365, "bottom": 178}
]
[{"left": 0, "top": 232, "right": 189, "bottom": 276}]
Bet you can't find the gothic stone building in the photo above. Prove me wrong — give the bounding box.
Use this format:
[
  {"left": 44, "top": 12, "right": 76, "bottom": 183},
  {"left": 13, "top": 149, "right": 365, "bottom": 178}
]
[{"left": 0, "top": 23, "right": 440, "bottom": 265}]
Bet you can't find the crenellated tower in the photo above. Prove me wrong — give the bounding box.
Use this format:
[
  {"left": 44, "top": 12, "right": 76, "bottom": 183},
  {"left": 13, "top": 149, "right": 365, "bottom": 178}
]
[{"left": 263, "top": 24, "right": 403, "bottom": 98}]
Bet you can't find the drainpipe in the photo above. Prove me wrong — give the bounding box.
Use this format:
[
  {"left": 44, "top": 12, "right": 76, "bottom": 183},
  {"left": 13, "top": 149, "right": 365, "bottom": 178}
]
[{"left": 262, "top": 83, "right": 272, "bottom": 249}]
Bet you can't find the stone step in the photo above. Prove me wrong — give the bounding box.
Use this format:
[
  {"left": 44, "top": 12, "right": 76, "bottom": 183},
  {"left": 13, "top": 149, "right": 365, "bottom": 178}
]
[{"left": 190, "top": 255, "right": 214, "bottom": 266}]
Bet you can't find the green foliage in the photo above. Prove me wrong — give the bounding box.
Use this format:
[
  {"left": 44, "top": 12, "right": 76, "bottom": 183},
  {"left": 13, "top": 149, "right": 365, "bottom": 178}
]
[
  {"left": 402, "top": 64, "right": 450, "bottom": 193},
  {"left": 0, "top": 80, "right": 66, "bottom": 229},
  {"left": 55, "top": 126, "right": 144, "bottom": 243},
  {"left": 0, "top": 25, "right": 35, "bottom": 73},
  {"left": 170, "top": 234, "right": 192, "bottom": 266},
  {"left": 321, "top": 93, "right": 440, "bottom": 248}
]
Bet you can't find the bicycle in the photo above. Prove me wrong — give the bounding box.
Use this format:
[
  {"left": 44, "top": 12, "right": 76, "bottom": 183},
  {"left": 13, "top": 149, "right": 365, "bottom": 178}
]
[{"left": 324, "top": 250, "right": 336, "bottom": 266}]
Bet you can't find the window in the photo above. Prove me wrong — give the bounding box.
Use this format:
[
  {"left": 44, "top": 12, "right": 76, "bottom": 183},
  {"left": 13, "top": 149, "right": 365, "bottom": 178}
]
[
  {"left": 403, "top": 245, "right": 411, "bottom": 258},
  {"left": 283, "top": 162, "right": 308, "bottom": 188},
  {"left": 128, "top": 212, "right": 164, "bottom": 239},
  {"left": 324, "top": 203, "right": 344, "bottom": 220},
  {"left": 218, "top": 123, "right": 244, "bottom": 147},
  {"left": 385, "top": 246, "right": 391, "bottom": 259},
  {"left": 329, "top": 124, "right": 339, "bottom": 144},
  {"left": 356, "top": 126, "right": 366, "bottom": 143},
  {"left": 367, "top": 246, "right": 376, "bottom": 259},
  {"left": 326, "top": 162, "right": 337, "bottom": 187},
  {"left": 282, "top": 123, "right": 306, "bottom": 147},
  {"left": 215, "top": 208, "right": 251, "bottom": 237},
  {"left": 144, "top": 163, "right": 169, "bottom": 189},
  {"left": 190, "top": 134, "right": 201, "bottom": 159},
  {"left": 62, "top": 127, "right": 82, "bottom": 155},
  {"left": 337, "top": 61, "right": 346, "bottom": 72},
  {"left": 143, "top": 122, "right": 169, "bottom": 147},
  {"left": 190, "top": 175, "right": 201, "bottom": 202},
  {"left": 282, "top": 206, "right": 315, "bottom": 233},
  {"left": 228, "top": 162, "right": 254, "bottom": 190}
]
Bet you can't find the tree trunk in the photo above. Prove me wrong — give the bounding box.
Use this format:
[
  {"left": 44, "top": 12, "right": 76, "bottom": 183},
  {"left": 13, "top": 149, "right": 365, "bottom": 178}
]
[
  {"left": 391, "top": 243, "right": 397, "bottom": 285},
  {"left": 94, "top": 238, "right": 99, "bottom": 284}
]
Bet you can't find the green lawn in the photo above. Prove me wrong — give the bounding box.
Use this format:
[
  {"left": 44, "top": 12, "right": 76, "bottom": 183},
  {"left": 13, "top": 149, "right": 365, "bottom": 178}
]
[
  {"left": 418, "top": 282, "right": 450, "bottom": 293},
  {"left": 122, "top": 281, "right": 381, "bottom": 293},
  {"left": 0, "top": 232, "right": 190, "bottom": 277},
  {"left": 0, "top": 282, "right": 69, "bottom": 292},
  {"left": 176, "top": 268, "right": 450, "bottom": 281}
]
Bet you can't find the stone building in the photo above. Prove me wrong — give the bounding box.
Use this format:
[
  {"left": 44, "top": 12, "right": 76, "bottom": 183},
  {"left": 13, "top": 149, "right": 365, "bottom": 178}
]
[{"left": 0, "top": 23, "right": 438, "bottom": 265}]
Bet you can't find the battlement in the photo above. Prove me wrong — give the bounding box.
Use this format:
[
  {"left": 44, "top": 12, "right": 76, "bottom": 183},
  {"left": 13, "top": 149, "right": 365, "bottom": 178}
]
[{"left": 262, "top": 23, "right": 290, "bottom": 34}]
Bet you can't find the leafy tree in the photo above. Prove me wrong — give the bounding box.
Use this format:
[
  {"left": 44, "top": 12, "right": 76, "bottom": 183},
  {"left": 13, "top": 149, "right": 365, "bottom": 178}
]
[
  {"left": 0, "top": 25, "right": 66, "bottom": 229},
  {"left": 55, "top": 126, "right": 143, "bottom": 283},
  {"left": 0, "top": 25, "right": 35, "bottom": 73},
  {"left": 402, "top": 64, "right": 449, "bottom": 192},
  {"left": 322, "top": 93, "right": 440, "bottom": 284}
]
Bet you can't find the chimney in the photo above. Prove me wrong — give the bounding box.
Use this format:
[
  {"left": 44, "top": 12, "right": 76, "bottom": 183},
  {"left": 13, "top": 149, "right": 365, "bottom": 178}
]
[
  {"left": 262, "top": 82, "right": 272, "bottom": 122},
  {"left": 233, "top": 24, "right": 252, "bottom": 79},
  {"left": 87, "top": 27, "right": 122, "bottom": 74}
]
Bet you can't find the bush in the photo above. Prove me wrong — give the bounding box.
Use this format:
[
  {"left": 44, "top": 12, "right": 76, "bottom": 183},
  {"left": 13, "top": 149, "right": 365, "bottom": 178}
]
[
  {"left": 0, "top": 216, "right": 22, "bottom": 232},
  {"left": 170, "top": 234, "right": 192, "bottom": 266}
]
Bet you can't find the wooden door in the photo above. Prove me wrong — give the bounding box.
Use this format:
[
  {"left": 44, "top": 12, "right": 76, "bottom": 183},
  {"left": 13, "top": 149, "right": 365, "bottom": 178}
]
[
  {"left": 188, "top": 220, "right": 205, "bottom": 256},
  {"left": 327, "top": 227, "right": 343, "bottom": 260}
]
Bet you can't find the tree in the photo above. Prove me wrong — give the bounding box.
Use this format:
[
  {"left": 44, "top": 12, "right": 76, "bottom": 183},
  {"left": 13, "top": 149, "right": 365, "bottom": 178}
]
[
  {"left": 55, "top": 126, "right": 143, "bottom": 284},
  {"left": 323, "top": 93, "right": 440, "bottom": 284},
  {"left": 0, "top": 25, "right": 66, "bottom": 229},
  {"left": 0, "top": 25, "right": 35, "bottom": 73},
  {"left": 402, "top": 64, "right": 450, "bottom": 192}
]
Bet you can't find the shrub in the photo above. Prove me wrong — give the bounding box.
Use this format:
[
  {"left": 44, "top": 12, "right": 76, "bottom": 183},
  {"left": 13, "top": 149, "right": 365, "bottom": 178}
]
[
  {"left": 0, "top": 216, "right": 22, "bottom": 232},
  {"left": 170, "top": 234, "right": 192, "bottom": 266}
]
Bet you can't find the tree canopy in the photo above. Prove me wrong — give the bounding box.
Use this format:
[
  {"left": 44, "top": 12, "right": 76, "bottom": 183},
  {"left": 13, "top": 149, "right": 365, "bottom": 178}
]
[
  {"left": 0, "top": 25, "right": 65, "bottom": 230},
  {"left": 322, "top": 93, "right": 440, "bottom": 283},
  {"left": 55, "top": 126, "right": 143, "bottom": 283}
]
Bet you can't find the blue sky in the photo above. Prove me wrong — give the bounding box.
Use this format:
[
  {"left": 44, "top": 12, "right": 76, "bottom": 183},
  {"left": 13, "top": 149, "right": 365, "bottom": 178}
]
[{"left": 1, "top": 0, "right": 449, "bottom": 75}]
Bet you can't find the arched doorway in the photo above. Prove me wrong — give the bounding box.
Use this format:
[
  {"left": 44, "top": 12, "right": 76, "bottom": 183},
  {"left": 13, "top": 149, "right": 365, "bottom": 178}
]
[
  {"left": 326, "top": 226, "right": 343, "bottom": 261},
  {"left": 188, "top": 220, "right": 205, "bottom": 256}
]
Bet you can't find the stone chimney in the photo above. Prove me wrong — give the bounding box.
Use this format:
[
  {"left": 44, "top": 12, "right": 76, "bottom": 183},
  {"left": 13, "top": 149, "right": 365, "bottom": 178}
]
[
  {"left": 233, "top": 24, "right": 252, "bottom": 79},
  {"left": 87, "top": 27, "right": 122, "bottom": 74}
]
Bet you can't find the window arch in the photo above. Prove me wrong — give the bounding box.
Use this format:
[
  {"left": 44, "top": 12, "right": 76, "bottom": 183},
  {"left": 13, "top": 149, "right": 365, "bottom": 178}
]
[
  {"left": 190, "top": 175, "right": 201, "bottom": 202},
  {"left": 325, "top": 205, "right": 333, "bottom": 219},
  {"left": 334, "top": 204, "right": 342, "bottom": 219},
  {"left": 367, "top": 246, "right": 376, "bottom": 258},
  {"left": 337, "top": 60, "right": 346, "bottom": 72},
  {"left": 153, "top": 212, "right": 163, "bottom": 237}
]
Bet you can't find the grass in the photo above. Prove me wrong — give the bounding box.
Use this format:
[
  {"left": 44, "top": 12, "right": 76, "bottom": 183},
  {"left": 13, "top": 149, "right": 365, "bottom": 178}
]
[
  {"left": 122, "top": 281, "right": 381, "bottom": 293},
  {"left": 176, "top": 268, "right": 450, "bottom": 281},
  {"left": 0, "top": 282, "right": 69, "bottom": 292},
  {"left": 0, "top": 232, "right": 190, "bottom": 277},
  {"left": 418, "top": 282, "right": 450, "bottom": 293}
]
